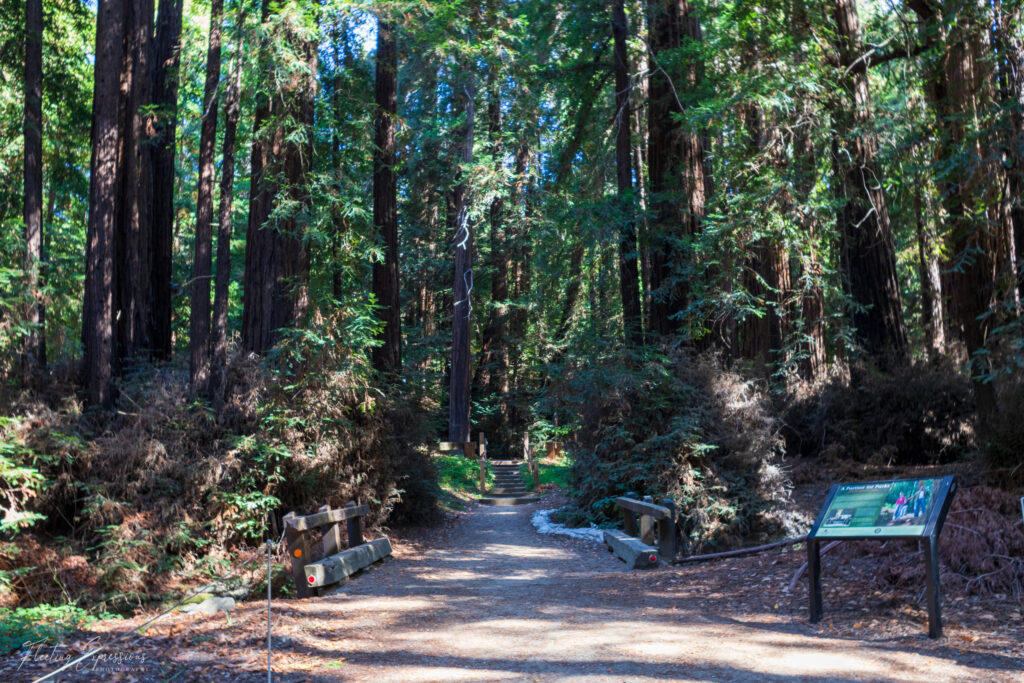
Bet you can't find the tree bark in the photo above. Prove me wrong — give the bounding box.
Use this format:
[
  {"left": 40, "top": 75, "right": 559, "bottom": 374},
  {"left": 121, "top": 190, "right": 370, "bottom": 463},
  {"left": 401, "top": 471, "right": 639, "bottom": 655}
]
[
  {"left": 149, "top": 0, "right": 182, "bottom": 360},
  {"left": 646, "top": 0, "right": 711, "bottom": 337},
  {"left": 211, "top": 24, "right": 244, "bottom": 405},
  {"left": 114, "top": 0, "right": 155, "bottom": 363},
  {"left": 914, "top": 180, "right": 945, "bottom": 357},
  {"left": 22, "top": 0, "right": 44, "bottom": 378},
  {"left": 997, "top": 5, "right": 1024, "bottom": 300},
  {"left": 613, "top": 0, "right": 643, "bottom": 346},
  {"left": 449, "top": 76, "right": 476, "bottom": 443},
  {"left": 474, "top": 64, "right": 511, "bottom": 422},
  {"left": 909, "top": 0, "right": 999, "bottom": 420},
  {"left": 371, "top": 17, "right": 401, "bottom": 373},
  {"left": 241, "top": 0, "right": 315, "bottom": 354},
  {"left": 189, "top": 0, "right": 223, "bottom": 393},
  {"left": 830, "top": 0, "right": 907, "bottom": 367},
  {"left": 83, "top": 0, "right": 125, "bottom": 408}
]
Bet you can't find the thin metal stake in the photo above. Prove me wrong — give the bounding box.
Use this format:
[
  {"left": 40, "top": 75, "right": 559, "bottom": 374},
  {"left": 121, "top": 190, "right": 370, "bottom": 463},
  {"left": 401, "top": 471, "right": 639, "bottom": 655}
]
[{"left": 267, "top": 539, "right": 272, "bottom": 683}]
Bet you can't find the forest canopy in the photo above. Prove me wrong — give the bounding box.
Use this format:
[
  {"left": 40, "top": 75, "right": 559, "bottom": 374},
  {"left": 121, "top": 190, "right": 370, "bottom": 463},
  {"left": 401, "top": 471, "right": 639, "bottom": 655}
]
[{"left": 1, "top": 0, "right": 1023, "bottom": 611}]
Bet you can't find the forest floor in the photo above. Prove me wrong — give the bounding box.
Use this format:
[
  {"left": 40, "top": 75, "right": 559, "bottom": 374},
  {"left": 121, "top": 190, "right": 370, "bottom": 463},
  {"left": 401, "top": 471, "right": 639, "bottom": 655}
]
[{"left": 4, "top": 490, "right": 1024, "bottom": 682}]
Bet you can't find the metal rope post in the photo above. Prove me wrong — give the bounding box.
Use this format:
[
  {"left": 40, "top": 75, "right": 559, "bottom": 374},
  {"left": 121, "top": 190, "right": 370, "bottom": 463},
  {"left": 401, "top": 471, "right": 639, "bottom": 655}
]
[{"left": 267, "top": 538, "right": 273, "bottom": 683}]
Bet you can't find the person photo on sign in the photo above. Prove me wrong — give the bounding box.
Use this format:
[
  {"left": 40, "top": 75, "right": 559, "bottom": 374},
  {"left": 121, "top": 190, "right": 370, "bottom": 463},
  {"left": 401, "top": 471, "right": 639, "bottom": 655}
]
[{"left": 913, "top": 482, "right": 928, "bottom": 518}]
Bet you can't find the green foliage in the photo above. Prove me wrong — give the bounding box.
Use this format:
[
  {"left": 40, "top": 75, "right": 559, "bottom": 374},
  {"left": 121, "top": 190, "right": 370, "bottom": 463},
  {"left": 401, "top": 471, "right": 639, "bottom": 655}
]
[
  {"left": 0, "top": 603, "right": 115, "bottom": 655},
  {"left": 434, "top": 453, "right": 491, "bottom": 498},
  {"left": 522, "top": 453, "right": 572, "bottom": 492}
]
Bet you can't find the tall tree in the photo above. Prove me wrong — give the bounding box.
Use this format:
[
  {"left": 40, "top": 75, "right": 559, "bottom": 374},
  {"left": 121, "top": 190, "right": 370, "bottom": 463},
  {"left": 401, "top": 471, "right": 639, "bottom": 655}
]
[
  {"left": 188, "top": 0, "right": 223, "bottom": 393},
  {"left": 149, "top": 0, "right": 183, "bottom": 360},
  {"left": 474, "top": 62, "right": 511, "bottom": 426},
  {"left": 114, "top": 0, "right": 155, "bottom": 363},
  {"left": 830, "top": 0, "right": 907, "bottom": 365},
  {"left": 22, "top": 0, "right": 44, "bottom": 377},
  {"left": 241, "top": 0, "right": 316, "bottom": 353},
  {"left": 449, "top": 75, "right": 476, "bottom": 443},
  {"left": 909, "top": 0, "right": 999, "bottom": 420},
  {"left": 211, "top": 21, "right": 244, "bottom": 404},
  {"left": 646, "top": 0, "right": 711, "bottom": 337},
  {"left": 371, "top": 15, "right": 401, "bottom": 373},
  {"left": 83, "top": 0, "right": 125, "bottom": 407},
  {"left": 612, "top": 0, "right": 643, "bottom": 345}
]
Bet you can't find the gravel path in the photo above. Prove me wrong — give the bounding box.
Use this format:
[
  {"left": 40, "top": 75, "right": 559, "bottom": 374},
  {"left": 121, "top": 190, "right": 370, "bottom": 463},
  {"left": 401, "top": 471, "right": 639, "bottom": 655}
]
[
  {"left": 289, "top": 500, "right": 1022, "bottom": 682},
  {"left": 9, "top": 496, "right": 1022, "bottom": 681}
]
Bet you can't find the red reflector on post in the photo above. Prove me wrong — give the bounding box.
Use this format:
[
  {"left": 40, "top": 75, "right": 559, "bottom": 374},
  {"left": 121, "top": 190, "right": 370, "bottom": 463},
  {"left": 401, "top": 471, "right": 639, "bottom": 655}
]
[
  {"left": 308, "top": 575, "right": 315, "bottom": 584},
  {"left": 649, "top": 554, "right": 657, "bottom": 564}
]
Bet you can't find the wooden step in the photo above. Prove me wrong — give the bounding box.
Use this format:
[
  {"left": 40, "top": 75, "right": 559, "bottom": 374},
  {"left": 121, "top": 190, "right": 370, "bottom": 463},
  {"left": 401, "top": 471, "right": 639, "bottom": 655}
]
[{"left": 479, "top": 495, "right": 540, "bottom": 506}]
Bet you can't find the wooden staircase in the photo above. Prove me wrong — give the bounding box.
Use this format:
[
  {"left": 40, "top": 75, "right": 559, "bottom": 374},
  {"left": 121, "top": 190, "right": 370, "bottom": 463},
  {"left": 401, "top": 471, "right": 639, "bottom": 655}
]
[{"left": 479, "top": 461, "right": 540, "bottom": 506}]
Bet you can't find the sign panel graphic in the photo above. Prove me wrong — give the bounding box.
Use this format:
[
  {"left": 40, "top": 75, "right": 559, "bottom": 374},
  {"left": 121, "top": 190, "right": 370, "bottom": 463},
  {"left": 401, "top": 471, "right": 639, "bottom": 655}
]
[{"left": 812, "top": 478, "right": 939, "bottom": 538}]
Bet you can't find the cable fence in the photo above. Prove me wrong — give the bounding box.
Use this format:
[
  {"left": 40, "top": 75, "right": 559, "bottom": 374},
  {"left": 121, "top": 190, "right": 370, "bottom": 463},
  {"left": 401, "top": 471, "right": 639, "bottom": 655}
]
[{"left": 31, "top": 531, "right": 285, "bottom": 683}]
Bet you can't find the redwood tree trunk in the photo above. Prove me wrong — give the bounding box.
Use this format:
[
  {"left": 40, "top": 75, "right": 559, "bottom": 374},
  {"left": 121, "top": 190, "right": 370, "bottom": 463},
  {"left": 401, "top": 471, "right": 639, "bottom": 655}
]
[
  {"left": 149, "top": 0, "right": 182, "bottom": 360},
  {"left": 474, "top": 65, "right": 510, "bottom": 422},
  {"left": 83, "top": 0, "right": 125, "bottom": 408},
  {"left": 188, "top": 0, "right": 223, "bottom": 393},
  {"left": 211, "top": 28, "right": 244, "bottom": 405},
  {"left": 241, "top": 0, "right": 315, "bottom": 354},
  {"left": 371, "top": 17, "right": 401, "bottom": 373},
  {"left": 646, "top": 0, "right": 711, "bottom": 337},
  {"left": 910, "top": 0, "right": 998, "bottom": 420},
  {"left": 114, "top": 0, "right": 155, "bottom": 363},
  {"left": 831, "top": 0, "right": 907, "bottom": 366},
  {"left": 22, "top": 0, "right": 44, "bottom": 378},
  {"left": 449, "top": 77, "right": 475, "bottom": 443},
  {"left": 613, "top": 0, "right": 643, "bottom": 346}
]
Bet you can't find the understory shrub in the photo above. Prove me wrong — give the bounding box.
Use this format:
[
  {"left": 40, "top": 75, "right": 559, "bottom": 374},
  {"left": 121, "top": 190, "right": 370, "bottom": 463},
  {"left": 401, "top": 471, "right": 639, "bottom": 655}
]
[
  {"left": 555, "top": 349, "right": 801, "bottom": 553},
  {"left": 0, "top": 322, "right": 437, "bottom": 610},
  {"left": 781, "top": 358, "right": 975, "bottom": 468}
]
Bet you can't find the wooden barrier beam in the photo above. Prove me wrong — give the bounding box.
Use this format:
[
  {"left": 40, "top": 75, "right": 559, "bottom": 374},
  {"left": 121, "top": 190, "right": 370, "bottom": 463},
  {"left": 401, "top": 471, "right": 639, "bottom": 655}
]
[
  {"left": 305, "top": 537, "right": 393, "bottom": 587},
  {"left": 615, "top": 497, "right": 671, "bottom": 520},
  {"left": 604, "top": 530, "right": 660, "bottom": 569},
  {"left": 284, "top": 504, "right": 370, "bottom": 531}
]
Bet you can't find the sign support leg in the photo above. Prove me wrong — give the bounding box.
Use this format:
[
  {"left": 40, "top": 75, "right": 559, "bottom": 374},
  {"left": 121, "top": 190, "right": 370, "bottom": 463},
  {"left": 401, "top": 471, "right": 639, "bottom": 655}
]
[
  {"left": 925, "top": 535, "right": 942, "bottom": 638},
  {"left": 808, "top": 539, "right": 822, "bottom": 623}
]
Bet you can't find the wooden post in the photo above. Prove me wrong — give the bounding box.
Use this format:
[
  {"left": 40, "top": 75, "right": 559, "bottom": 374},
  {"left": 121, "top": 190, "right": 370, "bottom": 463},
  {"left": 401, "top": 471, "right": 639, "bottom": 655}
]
[
  {"left": 345, "top": 501, "right": 363, "bottom": 548},
  {"left": 639, "top": 496, "right": 656, "bottom": 545},
  {"left": 319, "top": 504, "right": 343, "bottom": 557},
  {"left": 924, "top": 535, "right": 943, "bottom": 638},
  {"left": 808, "top": 539, "right": 822, "bottom": 623},
  {"left": 478, "top": 432, "right": 487, "bottom": 493},
  {"left": 623, "top": 492, "right": 638, "bottom": 537},
  {"left": 283, "top": 511, "right": 311, "bottom": 598},
  {"left": 658, "top": 498, "right": 676, "bottom": 560}
]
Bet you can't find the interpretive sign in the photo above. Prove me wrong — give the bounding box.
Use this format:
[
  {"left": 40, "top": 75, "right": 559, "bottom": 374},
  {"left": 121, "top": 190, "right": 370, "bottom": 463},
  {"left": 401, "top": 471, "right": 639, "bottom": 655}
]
[
  {"left": 806, "top": 476, "right": 956, "bottom": 638},
  {"left": 810, "top": 477, "right": 949, "bottom": 539}
]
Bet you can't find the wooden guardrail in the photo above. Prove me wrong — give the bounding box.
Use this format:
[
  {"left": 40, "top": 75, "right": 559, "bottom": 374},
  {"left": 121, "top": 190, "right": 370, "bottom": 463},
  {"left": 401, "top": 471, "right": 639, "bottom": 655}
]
[
  {"left": 283, "top": 501, "right": 391, "bottom": 598},
  {"left": 603, "top": 495, "right": 677, "bottom": 569},
  {"left": 523, "top": 433, "right": 539, "bottom": 489}
]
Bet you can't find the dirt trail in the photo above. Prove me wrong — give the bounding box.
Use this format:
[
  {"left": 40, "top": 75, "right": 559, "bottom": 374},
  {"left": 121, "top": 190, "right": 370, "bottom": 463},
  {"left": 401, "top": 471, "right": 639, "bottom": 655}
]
[{"left": 8, "top": 497, "right": 1023, "bottom": 681}]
